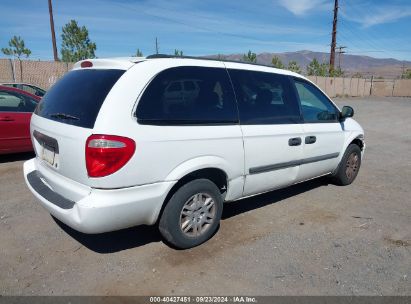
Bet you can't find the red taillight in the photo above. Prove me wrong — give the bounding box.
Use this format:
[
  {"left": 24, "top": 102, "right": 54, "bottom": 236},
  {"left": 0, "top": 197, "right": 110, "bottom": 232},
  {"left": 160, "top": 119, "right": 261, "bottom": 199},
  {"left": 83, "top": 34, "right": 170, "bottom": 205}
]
[
  {"left": 81, "top": 61, "right": 93, "bottom": 68},
  {"left": 85, "top": 135, "right": 136, "bottom": 178}
]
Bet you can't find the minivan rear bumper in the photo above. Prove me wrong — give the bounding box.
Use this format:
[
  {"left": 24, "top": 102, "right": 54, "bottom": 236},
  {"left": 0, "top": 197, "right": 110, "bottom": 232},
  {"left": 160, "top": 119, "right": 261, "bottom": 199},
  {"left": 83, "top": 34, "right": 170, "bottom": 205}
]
[{"left": 23, "top": 158, "right": 176, "bottom": 234}]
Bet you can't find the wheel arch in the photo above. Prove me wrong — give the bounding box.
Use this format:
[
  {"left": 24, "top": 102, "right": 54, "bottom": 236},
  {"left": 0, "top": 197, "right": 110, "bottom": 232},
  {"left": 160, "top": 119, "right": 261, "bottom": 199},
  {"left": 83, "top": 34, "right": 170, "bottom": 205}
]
[
  {"left": 341, "top": 132, "right": 365, "bottom": 158},
  {"left": 155, "top": 167, "right": 229, "bottom": 225},
  {"left": 350, "top": 136, "right": 365, "bottom": 151},
  {"left": 333, "top": 133, "right": 365, "bottom": 175}
]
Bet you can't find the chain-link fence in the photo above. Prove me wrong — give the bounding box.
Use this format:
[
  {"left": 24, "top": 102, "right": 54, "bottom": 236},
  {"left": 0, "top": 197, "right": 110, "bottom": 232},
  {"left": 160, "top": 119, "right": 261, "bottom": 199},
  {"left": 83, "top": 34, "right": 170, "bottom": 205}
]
[
  {"left": 1, "top": 58, "right": 410, "bottom": 97},
  {"left": 0, "top": 59, "right": 74, "bottom": 89}
]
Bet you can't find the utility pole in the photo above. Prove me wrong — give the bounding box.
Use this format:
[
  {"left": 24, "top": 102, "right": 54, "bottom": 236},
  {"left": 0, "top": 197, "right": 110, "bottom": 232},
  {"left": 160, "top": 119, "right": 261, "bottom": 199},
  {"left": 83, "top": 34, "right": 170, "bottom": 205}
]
[
  {"left": 155, "top": 37, "right": 159, "bottom": 54},
  {"left": 329, "top": 0, "right": 338, "bottom": 74},
  {"left": 337, "top": 46, "right": 347, "bottom": 70},
  {"left": 48, "top": 0, "right": 58, "bottom": 61}
]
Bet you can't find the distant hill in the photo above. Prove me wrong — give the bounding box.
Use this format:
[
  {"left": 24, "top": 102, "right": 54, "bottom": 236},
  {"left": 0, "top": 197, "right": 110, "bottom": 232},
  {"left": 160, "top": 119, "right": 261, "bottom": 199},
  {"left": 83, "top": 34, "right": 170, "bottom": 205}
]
[{"left": 207, "top": 50, "right": 410, "bottom": 78}]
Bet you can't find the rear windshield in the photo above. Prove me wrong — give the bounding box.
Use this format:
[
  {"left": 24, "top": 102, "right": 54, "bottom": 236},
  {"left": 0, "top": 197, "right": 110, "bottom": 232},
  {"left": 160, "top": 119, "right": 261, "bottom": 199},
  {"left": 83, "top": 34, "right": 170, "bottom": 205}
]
[{"left": 35, "top": 69, "right": 125, "bottom": 128}]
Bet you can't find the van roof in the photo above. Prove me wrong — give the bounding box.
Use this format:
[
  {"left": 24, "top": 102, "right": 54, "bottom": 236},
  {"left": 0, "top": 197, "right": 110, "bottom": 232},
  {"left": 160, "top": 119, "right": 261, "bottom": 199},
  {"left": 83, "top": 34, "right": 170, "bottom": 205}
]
[{"left": 73, "top": 54, "right": 304, "bottom": 79}]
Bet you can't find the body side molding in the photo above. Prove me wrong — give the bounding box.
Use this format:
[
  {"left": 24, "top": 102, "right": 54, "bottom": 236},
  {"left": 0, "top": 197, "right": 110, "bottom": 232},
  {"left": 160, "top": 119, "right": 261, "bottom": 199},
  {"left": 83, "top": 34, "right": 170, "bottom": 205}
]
[{"left": 249, "top": 152, "right": 340, "bottom": 175}]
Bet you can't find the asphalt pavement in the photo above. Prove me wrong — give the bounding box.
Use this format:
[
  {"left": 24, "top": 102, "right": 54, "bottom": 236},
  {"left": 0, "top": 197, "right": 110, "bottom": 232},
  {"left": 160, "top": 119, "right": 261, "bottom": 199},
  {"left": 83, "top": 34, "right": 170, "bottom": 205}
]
[{"left": 0, "top": 97, "right": 410, "bottom": 295}]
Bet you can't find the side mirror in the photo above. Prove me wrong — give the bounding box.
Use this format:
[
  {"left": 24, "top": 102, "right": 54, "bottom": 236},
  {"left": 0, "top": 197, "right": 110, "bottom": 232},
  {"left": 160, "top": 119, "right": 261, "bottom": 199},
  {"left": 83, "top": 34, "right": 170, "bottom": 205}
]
[{"left": 340, "top": 106, "right": 354, "bottom": 121}]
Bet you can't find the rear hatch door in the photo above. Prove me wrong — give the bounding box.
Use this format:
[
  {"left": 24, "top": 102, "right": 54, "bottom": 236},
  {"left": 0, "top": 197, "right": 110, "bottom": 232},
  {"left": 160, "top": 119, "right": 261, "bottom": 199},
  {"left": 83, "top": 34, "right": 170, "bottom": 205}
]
[{"left": 31, "top": 68, "right": 126, "bottom": 186}]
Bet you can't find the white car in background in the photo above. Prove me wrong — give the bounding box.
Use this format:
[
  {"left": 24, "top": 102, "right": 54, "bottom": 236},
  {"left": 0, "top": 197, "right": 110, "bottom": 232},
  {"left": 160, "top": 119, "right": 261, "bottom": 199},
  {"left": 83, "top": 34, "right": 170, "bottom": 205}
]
[
  {"left": 24, "top": 55, "right": 365, "bottom": 249},
  {"left": 163, "top": 79, "right": 201, "bottom": 113}
]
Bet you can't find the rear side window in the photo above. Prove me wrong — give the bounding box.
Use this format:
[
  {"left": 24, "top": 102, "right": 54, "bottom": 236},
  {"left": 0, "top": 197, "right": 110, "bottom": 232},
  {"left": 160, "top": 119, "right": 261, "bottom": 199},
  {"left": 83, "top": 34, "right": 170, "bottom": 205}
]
[
  {"left": 0, "top": 90, "right": 37, "bottom": 112},
  {"left": 35, "top": 69, "right": 125, "bottom": 128},
  {"left": 136, "top": 66, "right": 238, "bottom": 125},
  {"left": 21, "top": 85, "right": 37, "bottom": 95},
  {"left": 22, "top": 85, "right": 45, "bottom": 97},
  {"left": 228, "top": 69, "right": 301, "bottom": 124}
]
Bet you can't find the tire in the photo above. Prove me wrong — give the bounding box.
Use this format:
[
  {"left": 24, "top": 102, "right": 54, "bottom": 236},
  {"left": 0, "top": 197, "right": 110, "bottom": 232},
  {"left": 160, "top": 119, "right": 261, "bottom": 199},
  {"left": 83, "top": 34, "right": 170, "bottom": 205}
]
[
  {"left": 159, "top": 179, "right": 223, "bottom": 249},
  {"left": 332, "top": 144, "right": 362, "bottom": 186}
]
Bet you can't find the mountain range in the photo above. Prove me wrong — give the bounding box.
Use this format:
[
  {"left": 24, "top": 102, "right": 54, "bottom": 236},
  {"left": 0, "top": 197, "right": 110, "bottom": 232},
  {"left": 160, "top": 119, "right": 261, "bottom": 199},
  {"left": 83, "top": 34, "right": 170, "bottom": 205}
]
[{"left": 207, "top": 50, "right": 410, "bottom": 78}]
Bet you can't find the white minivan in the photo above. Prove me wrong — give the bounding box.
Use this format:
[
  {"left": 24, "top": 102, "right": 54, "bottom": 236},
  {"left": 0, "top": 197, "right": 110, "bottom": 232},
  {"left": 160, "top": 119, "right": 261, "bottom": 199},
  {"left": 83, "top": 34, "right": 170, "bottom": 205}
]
[{"left": 24, "top": 55, "right": 365, "bottom": 249}]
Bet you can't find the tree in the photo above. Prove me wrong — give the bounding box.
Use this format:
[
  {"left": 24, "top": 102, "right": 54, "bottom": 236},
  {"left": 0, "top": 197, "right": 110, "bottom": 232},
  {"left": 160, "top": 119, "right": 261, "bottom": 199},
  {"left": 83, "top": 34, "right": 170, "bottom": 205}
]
[
  {"left": 61, "top": 20, "right": 96, "bottom": 62},
  {"left": 135, "top": 48, "right": 143, "bottom": 57},
  {"left": 271, "top": 56, "right": 284, "bottom": 69},
  {"left": 243, "top": 50, "right": 257, "bottom": 63},
  {"left": 307, "top": 58, "right": 345, "bottom": 77},
  {"left": 287, "top": 60, "right": 301, "bottom": 73},
  {"left": 307, "top": 58, "right": 320, "bottom": 76},
  {"left": 2, "top": 36, "right": 31, "bottom": 81},
  {"left": 402, "top": 69, "right": 411, "bottom": 79},
  {"left": 1, "top": 36, "right": 31, "bottom": 59},
  {"left": 307, "top": 58, "right": 329, "bottom": 76},
  {"left": 217, "top": 54, "right": 227, "bottom": 60},
  {"left": 174, "top": 49, "right": 183, "bottom": 57},
  {"left": 331, "top": 67, "right": 344, "bottom": 77}
]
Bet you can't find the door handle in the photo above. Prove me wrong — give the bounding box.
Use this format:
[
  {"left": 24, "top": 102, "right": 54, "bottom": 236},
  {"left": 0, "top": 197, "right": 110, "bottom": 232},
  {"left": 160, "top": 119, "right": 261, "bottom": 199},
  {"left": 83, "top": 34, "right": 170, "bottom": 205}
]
[
  {"left": 288, "top": 137, "right": 302, "bottom": 146},
  {"left": 305, "top": 136, "right": 317, "bottom": 144},
  {"left": 0, "top": 117, "right": 15, "bottom": 122}
]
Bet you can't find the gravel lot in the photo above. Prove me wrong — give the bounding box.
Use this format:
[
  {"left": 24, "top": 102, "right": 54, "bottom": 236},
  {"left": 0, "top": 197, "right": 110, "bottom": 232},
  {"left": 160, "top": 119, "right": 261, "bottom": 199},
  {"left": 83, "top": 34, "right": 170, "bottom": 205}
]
[{"left": 0, "top": 97, "right": 410, "bottom": 296}]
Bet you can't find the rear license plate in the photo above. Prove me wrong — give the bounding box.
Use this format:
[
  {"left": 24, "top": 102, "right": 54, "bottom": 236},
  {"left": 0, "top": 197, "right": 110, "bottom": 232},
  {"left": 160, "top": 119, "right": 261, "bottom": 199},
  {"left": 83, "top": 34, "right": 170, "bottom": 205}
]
[{"left": 41, "top": 145, "right": 55, "bottom": 166}]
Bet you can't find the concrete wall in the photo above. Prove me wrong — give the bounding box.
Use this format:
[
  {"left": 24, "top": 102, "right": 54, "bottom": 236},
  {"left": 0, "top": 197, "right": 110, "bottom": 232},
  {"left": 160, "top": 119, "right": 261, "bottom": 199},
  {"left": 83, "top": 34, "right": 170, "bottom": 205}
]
[
  {"left": 372, "top": 80, "right": 395, "bottom": 97},
  {"left": 358, "top": 79, "right": 367, "bottom": 97},
  {"left": 325, "top": 77, "right": 336, "bottom": 98},
  {"left": 392, "top": 79, "right": 411, "bottom": 97},
  {"left": 1, "top": 59, "right": 411, "bottom": 96},
  {"left": 308, "top": 76, "right": 411, "bottom": 98},
  {"left": 334, "top": 77, "right": 344, "bottom": 96}
]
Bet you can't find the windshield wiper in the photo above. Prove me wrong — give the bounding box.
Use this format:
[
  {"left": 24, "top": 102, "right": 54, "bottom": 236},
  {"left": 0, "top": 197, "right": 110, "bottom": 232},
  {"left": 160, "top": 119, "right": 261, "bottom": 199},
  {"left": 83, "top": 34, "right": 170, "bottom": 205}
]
[{"left": 49, "top": 113, "right": 80, "bottom": 121}]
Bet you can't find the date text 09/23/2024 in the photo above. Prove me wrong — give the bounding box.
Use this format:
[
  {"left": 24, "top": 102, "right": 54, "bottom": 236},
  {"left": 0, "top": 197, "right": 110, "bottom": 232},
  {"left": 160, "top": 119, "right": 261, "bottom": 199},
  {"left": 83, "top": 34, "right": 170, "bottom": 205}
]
[{"left": 149, "top": 296, "right": 257, "bottom": 303}]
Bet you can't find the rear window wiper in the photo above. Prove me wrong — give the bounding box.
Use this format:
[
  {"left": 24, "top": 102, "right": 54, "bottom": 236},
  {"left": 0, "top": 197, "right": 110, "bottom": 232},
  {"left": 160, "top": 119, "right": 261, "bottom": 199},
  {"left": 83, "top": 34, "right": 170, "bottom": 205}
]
[{"left": 49, "top": 113, "right": 80, "bottom": 121}]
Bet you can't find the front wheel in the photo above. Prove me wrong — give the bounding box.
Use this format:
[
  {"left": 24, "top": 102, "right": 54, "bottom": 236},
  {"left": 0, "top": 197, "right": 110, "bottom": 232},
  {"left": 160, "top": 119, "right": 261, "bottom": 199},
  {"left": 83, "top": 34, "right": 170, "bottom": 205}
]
[
  {"left": 159, "top": 179, "right": 223, "bottom": 249},
  {"left": 332, "top": 144, "right": 362, "bottom": 186}
]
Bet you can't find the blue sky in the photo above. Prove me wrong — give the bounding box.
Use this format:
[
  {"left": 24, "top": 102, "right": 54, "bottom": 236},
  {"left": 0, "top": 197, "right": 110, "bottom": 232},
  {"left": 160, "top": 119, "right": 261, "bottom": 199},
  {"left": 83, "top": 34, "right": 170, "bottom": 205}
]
[{"left": 1, "top": 0, "right": 410, "bottom": 61}]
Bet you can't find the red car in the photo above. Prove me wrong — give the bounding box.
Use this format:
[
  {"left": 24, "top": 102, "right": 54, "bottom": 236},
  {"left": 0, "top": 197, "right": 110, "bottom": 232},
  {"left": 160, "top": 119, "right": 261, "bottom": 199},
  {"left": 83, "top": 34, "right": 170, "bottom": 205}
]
[{"left": 0, "top": 85, "right": 41, "bottom": 154}]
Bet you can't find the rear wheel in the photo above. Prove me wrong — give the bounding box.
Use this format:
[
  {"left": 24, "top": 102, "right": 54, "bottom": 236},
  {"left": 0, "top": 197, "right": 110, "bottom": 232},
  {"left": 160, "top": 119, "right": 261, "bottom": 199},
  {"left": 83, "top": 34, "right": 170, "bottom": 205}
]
[
  {"left": 332, "top": 144, "right": 362, "bottom": 186},
  {"left": 159, "top": 179, "right": 223, "bottom": 249}
]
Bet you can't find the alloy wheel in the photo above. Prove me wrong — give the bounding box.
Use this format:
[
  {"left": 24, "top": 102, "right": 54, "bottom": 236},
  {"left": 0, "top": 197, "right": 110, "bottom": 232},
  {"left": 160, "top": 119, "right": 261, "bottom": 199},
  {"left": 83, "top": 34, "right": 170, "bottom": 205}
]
[{"left": 179, "top": 193, "right": 216, "bottom": 237}]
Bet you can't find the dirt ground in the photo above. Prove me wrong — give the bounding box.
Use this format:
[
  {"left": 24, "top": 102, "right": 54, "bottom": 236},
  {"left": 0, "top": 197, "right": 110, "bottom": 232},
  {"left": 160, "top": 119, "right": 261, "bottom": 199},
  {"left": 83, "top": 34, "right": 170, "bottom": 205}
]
[{"left": 0, "top": 97, "right": 410, "bottom": 296}]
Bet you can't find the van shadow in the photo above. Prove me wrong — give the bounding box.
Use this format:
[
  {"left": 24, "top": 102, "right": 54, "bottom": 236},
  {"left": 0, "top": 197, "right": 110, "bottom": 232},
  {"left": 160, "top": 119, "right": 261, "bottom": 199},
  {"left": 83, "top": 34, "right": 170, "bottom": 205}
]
[
  {"left": 54, "top": 177, "right": 329, "bottom": 254},
  {"left": 0, "top": 152, "right": 34, "bottom": 164},
  {"left": 222, "top": 177, "right": 330, "bottom": 219},
  {"left": 54, "top": 218, "right": 162, "bottom": 254}
]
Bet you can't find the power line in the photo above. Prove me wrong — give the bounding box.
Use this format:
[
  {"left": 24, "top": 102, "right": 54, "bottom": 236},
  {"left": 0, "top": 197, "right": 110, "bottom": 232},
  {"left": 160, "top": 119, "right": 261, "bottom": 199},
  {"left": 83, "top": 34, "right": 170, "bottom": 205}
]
[
  {"left": 343, "top": 0, "right": 404, "bottom": 44},
  {"left": 330, "top": 2, "right": 410, "bottom": 58},
  {"left": 340, "top": 1, "right": 408, "bottom": 56},
  {"left": 113, "top": 1, "right": 332, "bottom": 52},
  {"left": 113, "top": 2, "right": 272, "bottom": 45},
  {"left": 339, "top": 19, "right": 385, "bottom": 54}
]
